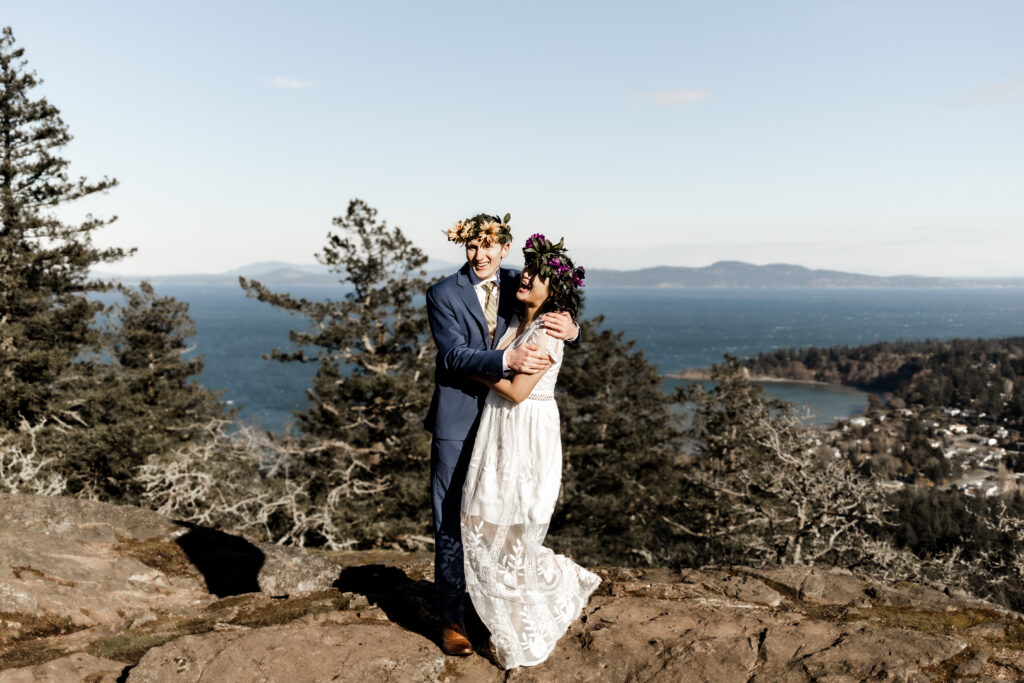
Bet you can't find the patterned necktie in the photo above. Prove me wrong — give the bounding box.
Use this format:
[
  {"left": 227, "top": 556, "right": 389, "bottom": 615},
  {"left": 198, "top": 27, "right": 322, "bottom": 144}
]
[{"left": 482, "top": 281, "right": 498, "bottom": 343}]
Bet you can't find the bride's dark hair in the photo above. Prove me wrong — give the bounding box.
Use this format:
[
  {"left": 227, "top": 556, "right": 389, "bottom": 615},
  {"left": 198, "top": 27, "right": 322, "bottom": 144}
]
[
  {"left": 517, "top": 233, "right": 585, "bottom": 321},
  {"left": 538, "top": 274, "right": 583, "bottom": 320},
  {"left": 516, "top": 268, "right": 583, "bottom": 321}
]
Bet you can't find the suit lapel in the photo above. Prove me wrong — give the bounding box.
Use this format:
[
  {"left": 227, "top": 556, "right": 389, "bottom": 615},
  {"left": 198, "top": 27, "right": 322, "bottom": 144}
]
[
  {"left": 456, "top": 264, "right": 488, "bottom": 343},
  {"left": 494, "top": 268, "right": 519, "bottom": 347}
]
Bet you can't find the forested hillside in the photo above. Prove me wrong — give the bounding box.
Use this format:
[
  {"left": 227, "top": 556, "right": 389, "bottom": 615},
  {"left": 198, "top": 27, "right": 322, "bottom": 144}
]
[{"left": 744, "top": 337, "right": 1024, "bottom": 418}]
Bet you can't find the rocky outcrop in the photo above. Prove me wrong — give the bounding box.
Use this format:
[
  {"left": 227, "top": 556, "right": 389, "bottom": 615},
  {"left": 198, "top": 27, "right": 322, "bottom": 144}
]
[
  {"left": 0, "top": 492, "right": 339, "bottom": 677},
  {"left": 2, "top": 493, "right": 1024, "bottom": 681}
]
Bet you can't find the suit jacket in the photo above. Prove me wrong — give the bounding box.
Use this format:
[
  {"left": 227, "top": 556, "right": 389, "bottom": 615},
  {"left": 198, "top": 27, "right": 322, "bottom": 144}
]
[{"left": 423, "top": 263, "right": 520, "bottom": 441}]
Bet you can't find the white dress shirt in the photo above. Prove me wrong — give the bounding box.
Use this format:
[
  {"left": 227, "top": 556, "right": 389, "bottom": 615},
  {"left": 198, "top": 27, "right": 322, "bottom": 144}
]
[
  {"left": 467, "top": 269, "right": 500, "bottom": 315},
  {"left": 467, "top": 269, "right": 509, "bottom": 370}
]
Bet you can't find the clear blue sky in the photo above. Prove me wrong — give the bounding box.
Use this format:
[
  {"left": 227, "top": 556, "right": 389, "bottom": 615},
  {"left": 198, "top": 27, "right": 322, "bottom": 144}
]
[{"left": 6, "top": 1, "right": 1023, "bottom": 276}]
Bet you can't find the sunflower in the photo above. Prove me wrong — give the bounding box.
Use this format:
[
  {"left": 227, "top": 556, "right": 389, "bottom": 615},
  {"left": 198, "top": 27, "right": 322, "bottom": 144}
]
[
  {"left": 479, "top": 220, "right": 501, "bottom": 243},
  {"left": 447, "top": 221, "right": 466, "bottom": 242}
]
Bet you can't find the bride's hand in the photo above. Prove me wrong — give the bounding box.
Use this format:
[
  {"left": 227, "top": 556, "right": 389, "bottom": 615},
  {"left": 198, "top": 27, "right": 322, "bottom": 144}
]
[
  {"left": 541, "top": 311, "right": 579, "bottom": 341},
  {"left": 506, "top": 342, "right": 552, "bottom": 375}
]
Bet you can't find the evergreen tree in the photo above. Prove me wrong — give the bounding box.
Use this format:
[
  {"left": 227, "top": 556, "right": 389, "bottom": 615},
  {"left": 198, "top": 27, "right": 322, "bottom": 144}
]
[
  {"left": 0, "top": 28, "right": 224, "bottom": 500},
  {"left": 0, "top": 26, "right": 128, "bottom": 430},
  {"left": 549, "top": 316, "right": 686, "bottom": 566},
  {"left": 676, "top": 356, "right": 896, "bottom": 568},
  {"left": 55, "top": 282, "right": 229, "bottom": 500},
  {"left": 240, "top": 199, "right": 434, "bottom": 546}
]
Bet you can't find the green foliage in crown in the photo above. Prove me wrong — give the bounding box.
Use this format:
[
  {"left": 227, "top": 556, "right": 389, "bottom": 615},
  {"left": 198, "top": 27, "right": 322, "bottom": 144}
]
[
  {"left": 522, "top": 233, "right": 586, "bottom": 290},
  {"left": 445, "top": 212, "right": 513, "bottom": 245}
]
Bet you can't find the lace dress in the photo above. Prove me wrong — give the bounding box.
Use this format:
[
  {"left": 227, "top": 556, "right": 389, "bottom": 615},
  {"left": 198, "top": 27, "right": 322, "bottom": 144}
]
[{"left": 461, "top": 318, "right": 601, "bottom": 669}]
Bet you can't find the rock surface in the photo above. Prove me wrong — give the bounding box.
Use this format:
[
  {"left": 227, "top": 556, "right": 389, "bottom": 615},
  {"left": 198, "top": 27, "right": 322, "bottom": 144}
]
[{"left": 3, "top": 493, "right": 1024, "bottom": 681}]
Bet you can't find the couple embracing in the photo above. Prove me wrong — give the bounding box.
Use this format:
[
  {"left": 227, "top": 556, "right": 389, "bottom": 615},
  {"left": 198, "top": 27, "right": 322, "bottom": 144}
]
[{"left": 423, "top": 213, "right": 600, "bottom": 669}]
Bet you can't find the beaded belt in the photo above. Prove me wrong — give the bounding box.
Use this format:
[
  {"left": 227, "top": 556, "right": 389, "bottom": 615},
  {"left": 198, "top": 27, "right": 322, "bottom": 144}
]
[{"left": 527, "top": 393, "right": 554, "bottom": 401}]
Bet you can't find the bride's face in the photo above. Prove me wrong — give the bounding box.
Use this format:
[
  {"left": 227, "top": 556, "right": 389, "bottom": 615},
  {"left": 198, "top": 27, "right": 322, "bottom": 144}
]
[{"left": 516, "top": 268, "right": 550, "bottom": 307}]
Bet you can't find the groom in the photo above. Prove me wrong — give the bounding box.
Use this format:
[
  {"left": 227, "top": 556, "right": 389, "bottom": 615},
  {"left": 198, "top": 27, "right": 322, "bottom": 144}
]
[{"left": 423, "top": 214, "right": 579, "bottom": 656}]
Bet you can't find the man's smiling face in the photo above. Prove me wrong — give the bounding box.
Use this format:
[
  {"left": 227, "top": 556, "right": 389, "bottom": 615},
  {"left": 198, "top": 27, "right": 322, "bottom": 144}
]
[{"left": 464, "top": 237, "right": 510, "bottom": 280}]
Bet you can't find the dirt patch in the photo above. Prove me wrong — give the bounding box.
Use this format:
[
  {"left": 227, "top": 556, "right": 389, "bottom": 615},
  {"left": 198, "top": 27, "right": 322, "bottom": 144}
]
[
  {"left": 0, "top": 642, "right": 72, "bottom": 671},
  {"left": 228, "top": 590, "right": 352, "bottom": 629},
  {"left": 81, "top": 590, "right": 358, "bottom": 665},
  {"left": 10, "top": 564, "right": 77, "bottom": 587},
  {"left": 86, "top": 628, "right": 201, "bottom": 664},
  {"left": 0, "top": 610, "right": 79, "bottom": 644},
  {"left": 843, "top": 605, "right": 1001, "bottom": 637},
  {"left": 113, "top": 536, "right": 196, "bottom": 578},
  {"left": 0, "top": 611, "right": 84, "bottom": 669},
  {"left": 917, "top": 644, "right": 979, "bottom": 681},
  {"left": 10, "top": 566, "right": 44, "bottom": 581},
  {"left": 325, "top": 549, "right": 434, "bottom": 581}
]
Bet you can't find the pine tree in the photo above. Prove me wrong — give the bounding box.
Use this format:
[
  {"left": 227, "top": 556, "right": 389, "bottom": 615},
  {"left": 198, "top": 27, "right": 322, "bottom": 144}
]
[
  {"left": 240, "top": 199, "right": 434, "bottom": 546},
  {"left": 676, "top": 356, "right": 896, "bottom": 568},
  {"left": 549, "top": 315, "right": 687, "bottom": 566},
  {"left": 0, "top": 26, "right": 129, "bottom": 430},
  {"left": 0, "top": 27, "right": 224, "bottom": 500},
  {"left": 55, "top": 282, "right": 229, "bottom": 500}
]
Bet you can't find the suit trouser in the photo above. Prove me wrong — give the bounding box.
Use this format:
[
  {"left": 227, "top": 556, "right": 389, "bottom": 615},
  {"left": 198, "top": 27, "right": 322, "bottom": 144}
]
[{"left": 430, "top": 437, "right": 475, "bottom": 624}]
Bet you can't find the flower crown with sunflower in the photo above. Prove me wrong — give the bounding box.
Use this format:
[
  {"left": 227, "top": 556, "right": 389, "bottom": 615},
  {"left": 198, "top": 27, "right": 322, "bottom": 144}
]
[
  {"left": 446, "top": 213, "right": 513, "bottom": 245},
  {"left": 523, "top": 233, "right": 586, "bottom": 290}
]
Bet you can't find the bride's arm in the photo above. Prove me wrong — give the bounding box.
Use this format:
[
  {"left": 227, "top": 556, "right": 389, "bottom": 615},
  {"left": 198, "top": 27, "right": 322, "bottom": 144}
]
[
  {"left": 473, "top": 331, "right": 553, "bottom": 403},
  {"left": 477, "top": 366, "right": 549, "bottom": 404}
]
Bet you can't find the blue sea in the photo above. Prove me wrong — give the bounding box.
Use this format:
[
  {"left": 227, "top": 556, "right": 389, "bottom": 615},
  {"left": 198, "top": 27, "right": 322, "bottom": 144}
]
[{"left": 166, "top": 285, "right": 1024, "bottom": 432}]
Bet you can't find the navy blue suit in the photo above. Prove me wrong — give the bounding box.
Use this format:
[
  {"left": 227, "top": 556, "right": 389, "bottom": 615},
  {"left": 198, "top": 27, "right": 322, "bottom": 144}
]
[{"left": 424, "top": 263, "right": 520, "bottom": 623}]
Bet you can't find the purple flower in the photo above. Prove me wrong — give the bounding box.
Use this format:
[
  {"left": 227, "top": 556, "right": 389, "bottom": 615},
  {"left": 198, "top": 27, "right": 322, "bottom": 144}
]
[
  {"left": 548, "top": 257, "right": 561, "bottom": 268},
  {"left": 558, "top": 264, "right": 570, "bottom": 274}
]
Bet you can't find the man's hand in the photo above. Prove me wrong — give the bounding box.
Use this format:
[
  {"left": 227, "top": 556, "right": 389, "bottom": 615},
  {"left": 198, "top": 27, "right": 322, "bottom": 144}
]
[
  {"left": 506, "top": 342, "right": 552, "bottom": 375},
  {"left": 541, "top": 311, "right": 579, "bottom": 341}
]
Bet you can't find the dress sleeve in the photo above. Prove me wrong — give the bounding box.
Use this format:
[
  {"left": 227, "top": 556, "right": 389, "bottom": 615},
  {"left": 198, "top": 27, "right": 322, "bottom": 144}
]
[{"left": 537, "top": 329, "right": 564, "bottom": 364}]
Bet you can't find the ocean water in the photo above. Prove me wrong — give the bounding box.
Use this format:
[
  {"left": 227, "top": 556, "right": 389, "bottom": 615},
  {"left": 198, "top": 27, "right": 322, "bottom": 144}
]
[{"left": 166, "top": 285, "right": 1024, "bottom": 432}]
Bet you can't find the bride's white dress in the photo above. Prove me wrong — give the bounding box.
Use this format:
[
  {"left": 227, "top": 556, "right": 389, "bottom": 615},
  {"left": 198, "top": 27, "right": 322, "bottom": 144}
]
[{"left": 462, "top": 318, "right": 601, "bottom": 669}]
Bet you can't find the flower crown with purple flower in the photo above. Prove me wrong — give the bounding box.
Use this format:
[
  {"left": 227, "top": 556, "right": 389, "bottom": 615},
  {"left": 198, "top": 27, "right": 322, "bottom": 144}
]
[{"left": 523, "top": 233, "right": 586, "bottom": 290}]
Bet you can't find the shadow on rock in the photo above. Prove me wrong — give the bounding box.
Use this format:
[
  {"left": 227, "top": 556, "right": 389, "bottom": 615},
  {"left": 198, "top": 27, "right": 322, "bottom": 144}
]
[
  {"left": 174, "top": 522, "right": 265, "bottom": 597},
  {"left": 333, "top": 564, "right": 446, "bottom": 645}
]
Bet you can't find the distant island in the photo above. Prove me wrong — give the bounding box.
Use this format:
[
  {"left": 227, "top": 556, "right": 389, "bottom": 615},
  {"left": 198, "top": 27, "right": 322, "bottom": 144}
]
[
  {"left": 96, "top": 260, "right": 1024, "bottom": 289},
  {"left": 582, "top": 261, "right": 1024, "bottom": 289}
]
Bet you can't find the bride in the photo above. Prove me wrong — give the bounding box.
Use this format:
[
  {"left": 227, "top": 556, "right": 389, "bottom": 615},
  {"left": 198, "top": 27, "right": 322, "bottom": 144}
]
[{"left": 461, "top": 234, "right": 600, "bottom": 669}]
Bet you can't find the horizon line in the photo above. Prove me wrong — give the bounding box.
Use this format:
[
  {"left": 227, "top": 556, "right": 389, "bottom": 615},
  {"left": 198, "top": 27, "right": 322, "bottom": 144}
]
[{"left": 91, "top": 259, "right": 1024, "bottom": 282}]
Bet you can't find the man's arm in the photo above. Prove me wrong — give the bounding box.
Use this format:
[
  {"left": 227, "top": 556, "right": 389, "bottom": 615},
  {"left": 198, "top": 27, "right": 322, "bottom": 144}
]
[
  {"left": 504, "top": 342, "right": 552, "bottom": 374},
  {"left": 480, "top": 335, "right": 554, "bottom": 403},
  {"left": 541, "top": 311, "right": 581, "bottom": 345},
  {"left": 427, "top": 287, "right": 504, "bottom": 377}
]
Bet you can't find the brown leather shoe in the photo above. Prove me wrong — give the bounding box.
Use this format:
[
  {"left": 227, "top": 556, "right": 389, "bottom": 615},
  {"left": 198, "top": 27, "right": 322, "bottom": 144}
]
[{"left": 441, "top": 622, "right": 473, "bottom": 656}]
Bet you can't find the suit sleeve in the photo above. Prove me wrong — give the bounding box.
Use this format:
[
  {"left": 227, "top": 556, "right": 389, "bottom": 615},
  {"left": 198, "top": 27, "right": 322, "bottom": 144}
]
[
  {"left": 427, "top": 286, "right": 505, "bottom": 377},
  {"left": 565, "top": 324, "right": 581, "bottom": 348}
]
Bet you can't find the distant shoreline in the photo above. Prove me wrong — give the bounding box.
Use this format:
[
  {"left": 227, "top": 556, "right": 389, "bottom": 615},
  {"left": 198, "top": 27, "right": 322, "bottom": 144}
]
[
  {"left": 667, "top": 368, "right": 842, "bottom": 389},
  {"left": 93, "top": 259, "right": 1024, "bottom": 290},
  {"left": 96, "top": 278, "right": 1024, "bottom": 291}
]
